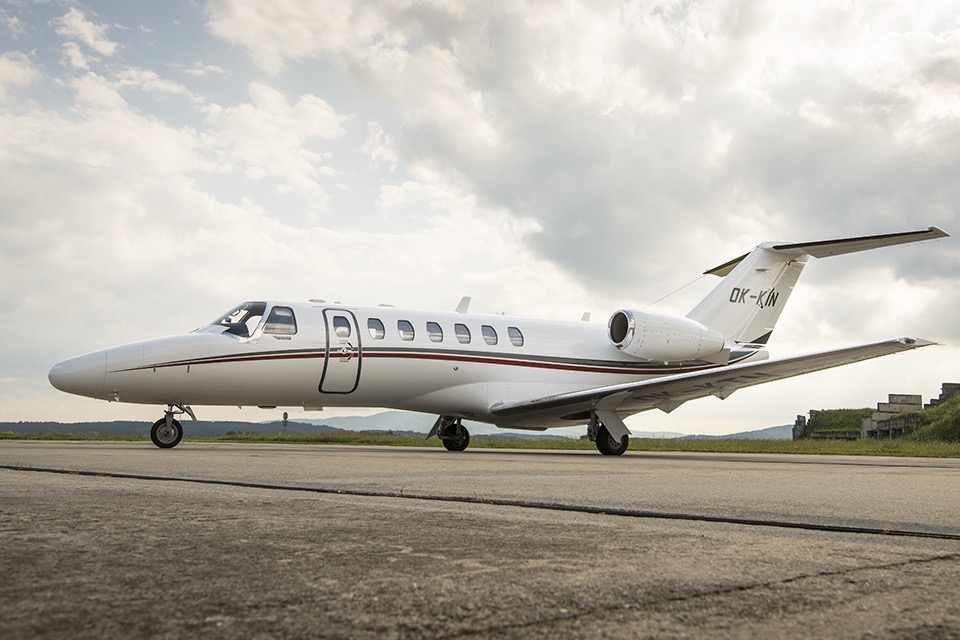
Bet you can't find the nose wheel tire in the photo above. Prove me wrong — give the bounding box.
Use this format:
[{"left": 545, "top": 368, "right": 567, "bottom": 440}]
[
  {"left": 441, "top": 423, "right": 470, "bottom": 452},
  {"left": 151, "top": 418, "right": 183, "bottom": 449},
  {"left": 596, "top": 425, "right": 629, "bottom": 456}
]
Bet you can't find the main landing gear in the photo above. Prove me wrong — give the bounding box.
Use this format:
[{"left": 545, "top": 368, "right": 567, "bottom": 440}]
[
  {"left": 150, "top": 404, "right": 196, "bottom": 449},
  {"left": 428, "top": 416, "right": 471, "bottom": 452},
  {"left": 587, "top": 413, "right": 630, "bottom": 456}
]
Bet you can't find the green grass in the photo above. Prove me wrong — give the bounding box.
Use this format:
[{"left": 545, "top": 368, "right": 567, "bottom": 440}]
[
  {"left": 5, "top": 430, "right": 960, "bottom": 457},
  {"left": 629, "top": 437, "right": 960, "bottom": 457},
  {"left": 0, "top": 432, "right": 152, "bottom": 442},
  {"left": 805, "top": 408, "right": 871, "bottom": 433},
  {"left": 903, "top": 394, "right": 960, "bottom": 442}
]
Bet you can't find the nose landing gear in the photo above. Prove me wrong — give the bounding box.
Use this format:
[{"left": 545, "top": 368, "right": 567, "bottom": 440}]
[{"left": 150, "top": 404, "right": 196, "bottom": 449}]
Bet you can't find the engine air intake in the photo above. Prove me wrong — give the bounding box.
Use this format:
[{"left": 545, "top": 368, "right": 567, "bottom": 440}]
[{"left": 608, "top": 309, "right": 726, "bottom": 363}]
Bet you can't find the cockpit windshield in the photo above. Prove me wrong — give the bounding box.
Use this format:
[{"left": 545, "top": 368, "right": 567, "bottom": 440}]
[{"left": 205, "top": 301, "right": 267, "bottom": 338}]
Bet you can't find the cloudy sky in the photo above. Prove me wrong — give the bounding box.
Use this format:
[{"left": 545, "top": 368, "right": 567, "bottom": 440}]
[{"left": 1, "top": 0, "right": 957, "bottom": 435}]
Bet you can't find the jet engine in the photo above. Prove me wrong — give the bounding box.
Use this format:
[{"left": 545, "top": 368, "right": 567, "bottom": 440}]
[{"left": 608, "top": 309, "right": 726, "bottom": 363}]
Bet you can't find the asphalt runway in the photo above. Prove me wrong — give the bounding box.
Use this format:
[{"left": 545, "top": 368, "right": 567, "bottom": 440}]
[{"left": 3, "top": 441, "right": 960, "bottom": 638}]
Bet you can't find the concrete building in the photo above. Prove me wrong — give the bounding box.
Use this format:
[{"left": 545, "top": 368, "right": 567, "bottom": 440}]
[
  {"left": 861, "top": 394, "right": 923, "bottom": 439},
  {"left": 794, "top": 383, "right": 959, "bottom": 441}
]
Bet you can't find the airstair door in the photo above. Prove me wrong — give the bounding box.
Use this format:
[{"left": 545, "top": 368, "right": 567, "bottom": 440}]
[{"left": 319, "top": 309, "right": 362, "bottom": 394}]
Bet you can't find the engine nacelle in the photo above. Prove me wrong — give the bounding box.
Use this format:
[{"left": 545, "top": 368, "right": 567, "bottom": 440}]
[{"left": 608, "top": 309, "right": 726, "bottom": 363}]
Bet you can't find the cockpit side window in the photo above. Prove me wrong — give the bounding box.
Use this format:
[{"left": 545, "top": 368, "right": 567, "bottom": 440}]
[
  {"left": 263, "top": 306, "right": 298, "bottom": 335},
  {"left": 214, "top": 301, "right": 266, "bottom": 338}
]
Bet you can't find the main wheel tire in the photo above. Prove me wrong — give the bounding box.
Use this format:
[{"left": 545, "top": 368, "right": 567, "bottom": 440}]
[
  {"left": 441, "top": 423, "right": 470, "bottom": 452},
  {"left": 151, "top": 418, "right": 183, "bottom": 449},
  {"left": 596, "top": 425, "right": 629, "bottom": 456}
]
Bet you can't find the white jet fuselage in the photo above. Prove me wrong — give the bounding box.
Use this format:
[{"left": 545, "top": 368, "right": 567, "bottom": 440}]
[{"left": 51, "top": 302, "right": 766, "bottom": 428}]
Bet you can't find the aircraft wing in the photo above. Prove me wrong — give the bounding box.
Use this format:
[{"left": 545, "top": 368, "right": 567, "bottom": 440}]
[{"left": 489, "top": 338, "right": 936, "bottom": 429}]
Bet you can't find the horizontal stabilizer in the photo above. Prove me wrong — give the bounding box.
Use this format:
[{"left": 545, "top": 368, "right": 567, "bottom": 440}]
[
  {"left": 705, "top": 226, "right": 948, "bottom": 276},
  {"left": 771, "top": 226, "right": 949, "bottom": 259}
]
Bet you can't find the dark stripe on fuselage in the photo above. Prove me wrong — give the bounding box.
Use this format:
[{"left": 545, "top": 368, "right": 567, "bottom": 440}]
[
  {"left": 111, "top": 348, "right": 326, "bottom": 373},
  {"left": 109, "top": 346, "right": 760, "bottom": 377}
]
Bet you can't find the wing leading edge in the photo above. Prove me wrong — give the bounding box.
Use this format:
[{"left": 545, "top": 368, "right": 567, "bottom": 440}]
[{"left": 489, "top": 337, "right": 936, "bottom": 429}]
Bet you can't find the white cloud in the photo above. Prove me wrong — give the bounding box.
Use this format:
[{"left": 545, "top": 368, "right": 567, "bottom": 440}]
[
  {"left": 181, "top": 62, "right": 226, "bottom": 78},
  {"left": 0, "top": 9, "right": 24, "bottom": 38},
  {"left": 60, "top": 41, "right": 90, "bottom": 70},
  {"left": 797, "top": 100, "right": 838, "bottom": 129},
  {"left": 53, "top": 8, "right": 118, "bottom": 57},
  {"left": 207, "top": 82, "right": 350, "bottom": 208},
  {"left": 362, "top": 122, "right": 398, "bottom": 171},
  {"left": 114, "top": 67, "right": 200, "bottom": 102},
  {"left": 204, "top": 0, "right": 385, "bottom": 74},
  {"left": 0, "top": 51, "right": 37, "bottom": 100},
  {"left": 66, "top": 71, "right": 129, "bottom": 110}
]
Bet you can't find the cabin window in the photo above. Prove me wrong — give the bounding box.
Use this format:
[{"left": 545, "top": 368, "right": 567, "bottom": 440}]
[
  {"left": 508, "top": 326, "right": 524, "bottom": 347},
  {"left": 426, "top": 322, "right": 443, "bottom": 342},
  {"left": 481, "top": 325, "right": 498, "bottom": 346},
  {"left": 333, "top": 315, "right": 351, "bottom": 338},
  {"left": 263, "top": 306, "right": 297, "bottom": 335},
  {"left": 398, "top": 320, "right": 415, "bottom": 341},
  {"left": 454, "top": 323, "right": 471, "bottom": 344},
  {"left": 368, "top": 318, "right": 385, "bottom": 339}
]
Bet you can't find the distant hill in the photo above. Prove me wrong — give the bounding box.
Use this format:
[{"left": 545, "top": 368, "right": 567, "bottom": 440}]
[{"left": 681, "top": 425, "right": 793, "bottom": 441}]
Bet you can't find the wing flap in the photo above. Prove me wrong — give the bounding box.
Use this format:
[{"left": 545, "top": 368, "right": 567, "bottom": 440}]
[{"left": 490, "top": 338, "right": 935, "bottom": 428}]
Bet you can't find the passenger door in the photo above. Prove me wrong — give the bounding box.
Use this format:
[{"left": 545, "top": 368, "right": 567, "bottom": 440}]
[{"left": 319, "top": 309, "right": 362, "bottom": 394}]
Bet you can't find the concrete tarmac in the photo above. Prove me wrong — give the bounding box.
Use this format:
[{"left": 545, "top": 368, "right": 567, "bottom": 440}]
[{"left": 2, "top": 441, "right": 960, "bottom": 638}]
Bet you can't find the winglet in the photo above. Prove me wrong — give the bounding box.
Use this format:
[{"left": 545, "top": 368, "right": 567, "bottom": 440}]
[{"left": 456, "top": 296, "right": 471, "bottom": 314}]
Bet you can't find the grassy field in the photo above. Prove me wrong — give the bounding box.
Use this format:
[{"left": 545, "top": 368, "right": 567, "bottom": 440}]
[{"left": 4, "top": 430, "right": 960, "bottom": 457}]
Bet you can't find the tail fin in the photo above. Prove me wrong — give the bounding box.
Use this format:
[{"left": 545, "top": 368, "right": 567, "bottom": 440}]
[{"left": 686, "top": 227, "right": 948, "bottom": 345}]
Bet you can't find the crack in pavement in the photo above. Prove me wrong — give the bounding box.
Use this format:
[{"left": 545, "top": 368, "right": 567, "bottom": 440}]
[{"left": 437, "top": 553, "right": 960, "bottom": 639}]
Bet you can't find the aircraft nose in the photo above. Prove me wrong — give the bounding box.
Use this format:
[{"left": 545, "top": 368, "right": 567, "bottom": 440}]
[{"left": 48, "top": 351, "right": 107, "bottom": 399}]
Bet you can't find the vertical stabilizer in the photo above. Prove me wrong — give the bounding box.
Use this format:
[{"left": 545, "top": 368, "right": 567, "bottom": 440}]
[
  {"left": 686, "top": 227, "right": 948, "bottom": 345},
  {"left": 687, "top": 245, "right": 807, "bottom": 345}
]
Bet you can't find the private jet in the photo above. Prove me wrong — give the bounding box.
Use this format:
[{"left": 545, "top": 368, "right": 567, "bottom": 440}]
[{"left": 49, "top": 226, "right": 948, "bottom": 454}]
